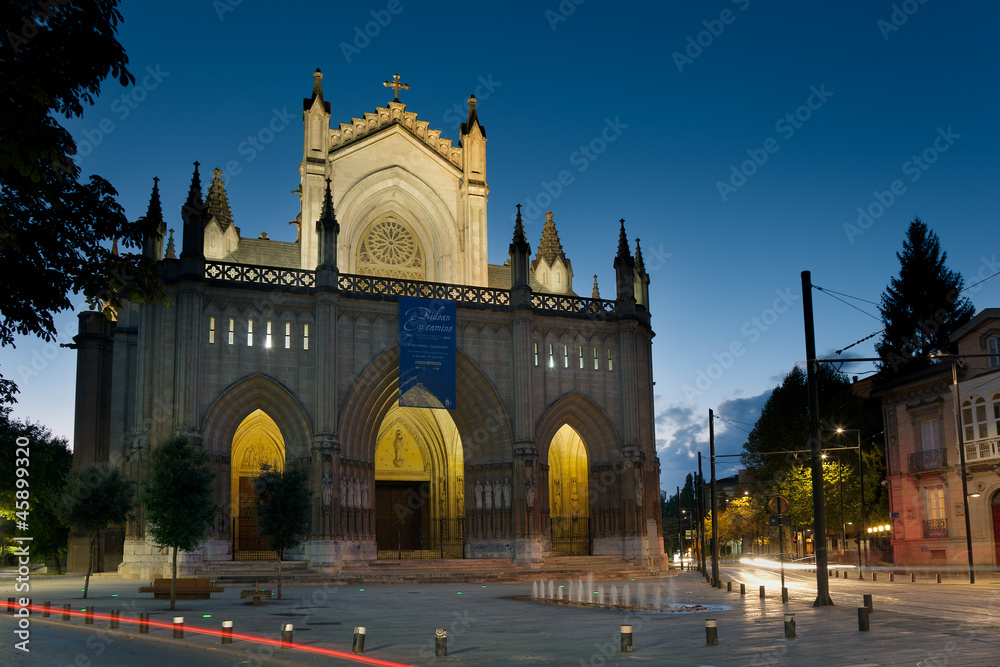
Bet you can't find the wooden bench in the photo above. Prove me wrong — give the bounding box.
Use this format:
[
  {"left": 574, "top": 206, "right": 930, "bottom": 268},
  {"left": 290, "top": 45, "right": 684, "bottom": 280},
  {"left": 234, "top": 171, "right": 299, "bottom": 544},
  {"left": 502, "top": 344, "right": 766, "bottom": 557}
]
[
  {"left": 239, "top": 587, "right": 273, "bottom": 605},
  {"left": 138, "top": 578, "right": 224, "bottom": 600}
]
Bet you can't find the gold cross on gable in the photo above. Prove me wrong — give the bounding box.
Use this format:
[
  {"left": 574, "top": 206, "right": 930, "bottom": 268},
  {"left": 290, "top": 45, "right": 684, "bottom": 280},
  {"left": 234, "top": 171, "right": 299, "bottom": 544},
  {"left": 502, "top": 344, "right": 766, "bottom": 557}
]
[{"left": 383, "top": 73, "right": 409, "bottom": 101}]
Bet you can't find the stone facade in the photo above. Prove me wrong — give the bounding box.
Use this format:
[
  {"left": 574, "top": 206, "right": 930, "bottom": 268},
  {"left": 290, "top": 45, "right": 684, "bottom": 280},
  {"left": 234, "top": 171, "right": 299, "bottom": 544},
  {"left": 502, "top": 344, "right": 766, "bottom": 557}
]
[
  {"left": 71, "top": 72, "right": 664, "bottom": 577},
  {"left": 878, "top": 308, "right": 1000, "bottom": 569}
]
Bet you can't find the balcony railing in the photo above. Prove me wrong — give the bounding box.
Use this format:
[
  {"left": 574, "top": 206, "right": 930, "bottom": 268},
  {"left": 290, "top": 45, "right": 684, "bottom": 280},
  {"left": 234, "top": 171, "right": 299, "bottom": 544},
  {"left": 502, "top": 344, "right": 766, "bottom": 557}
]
[
  {"left": 922, "top": 519, "right": 947, "bottom": 538},
  {"left": 203, "top": 262, "right": 620, "bottom": 318},
  {"left": 965, "top": 437, "right": 1000, "bottom": 463},
  {"left": 908, "top": 448, "right": 948, "bottom": 473}
]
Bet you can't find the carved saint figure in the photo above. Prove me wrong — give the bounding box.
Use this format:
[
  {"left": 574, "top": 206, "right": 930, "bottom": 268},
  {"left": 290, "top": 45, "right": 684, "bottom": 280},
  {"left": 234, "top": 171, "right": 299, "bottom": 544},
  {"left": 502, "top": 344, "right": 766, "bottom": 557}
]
[
  {"left": 503, "top": 478, "right": 511, "bottom": 509},
  {"left": 484, "top": 480, "right": 493, "bottom": 510},
  {"left": 634, "top": 474, "right": 644, "bottom": 509},
  {"left": 322, "top": 472, "right": 333, "bottom": 507},
  {"left": 360, "top": 479, "right": 369, "bottom": 509},
  {"left": 339, "top": 477, "right": 347, "bottom": 507},
  {"left": 525, "top": 475, "right": 536, "bottom": 509},
  {"left": 475, "top": 480, "right": 483, "bottom": 510},
  {"left": 392, "top": 429, "right": 405, "bottom": 467},
  {"left": 493, "top": 479, "right": 502, "bottom": 509}
]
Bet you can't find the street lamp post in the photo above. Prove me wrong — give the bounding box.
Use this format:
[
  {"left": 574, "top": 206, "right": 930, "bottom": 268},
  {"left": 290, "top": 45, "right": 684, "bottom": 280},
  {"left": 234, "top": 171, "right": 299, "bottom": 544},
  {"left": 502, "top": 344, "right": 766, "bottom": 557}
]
[
  {"left": 946, "top": 357, "right": 976, "bottom": 585},
  {"left": 836, "top": 428, "right": 864, "bottom": 578}
]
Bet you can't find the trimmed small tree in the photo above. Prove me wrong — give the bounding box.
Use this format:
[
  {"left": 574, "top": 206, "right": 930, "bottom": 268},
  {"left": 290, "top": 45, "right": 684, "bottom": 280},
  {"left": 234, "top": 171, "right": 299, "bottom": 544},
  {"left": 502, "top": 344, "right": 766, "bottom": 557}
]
[
  {"left": 143, "top": 435, "right": 218, "bottom": 610},
  {"left": 252, "top": 463, "right": 311, "bottom": 600},
  {"left": 59, "top": 464, "right": 134, "bottom": 598}
]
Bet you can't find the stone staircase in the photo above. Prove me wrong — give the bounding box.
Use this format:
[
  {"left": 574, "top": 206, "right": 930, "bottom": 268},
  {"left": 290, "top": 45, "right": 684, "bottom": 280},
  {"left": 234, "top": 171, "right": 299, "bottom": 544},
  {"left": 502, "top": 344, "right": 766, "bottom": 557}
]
[{"left": 196, "top": 555, "right": 666, "bottom": 586}]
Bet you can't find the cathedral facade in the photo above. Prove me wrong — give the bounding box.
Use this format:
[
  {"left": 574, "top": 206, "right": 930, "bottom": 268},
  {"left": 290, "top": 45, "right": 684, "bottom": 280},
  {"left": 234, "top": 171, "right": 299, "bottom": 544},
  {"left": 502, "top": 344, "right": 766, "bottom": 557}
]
[{"left": 71, "top": 72, "right": 664, "bottom": 578}]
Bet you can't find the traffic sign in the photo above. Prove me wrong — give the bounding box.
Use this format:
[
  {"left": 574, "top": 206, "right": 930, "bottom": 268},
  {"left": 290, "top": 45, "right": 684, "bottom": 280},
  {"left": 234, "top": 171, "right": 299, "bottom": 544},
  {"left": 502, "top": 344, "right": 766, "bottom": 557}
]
[{"left": 768, "top": 495, "right": 790, "bottom": 515}]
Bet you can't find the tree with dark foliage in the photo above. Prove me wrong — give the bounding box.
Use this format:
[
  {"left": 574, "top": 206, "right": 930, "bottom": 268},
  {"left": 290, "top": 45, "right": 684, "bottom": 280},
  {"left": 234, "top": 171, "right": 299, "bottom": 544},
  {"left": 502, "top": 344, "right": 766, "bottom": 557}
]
[
  {"left": 875, "top": 218, "right": 975, "bottom": 377},
  {"left": 0, "top": 0, "right": 164, "bottom": 404},
  {"left": 252, "top": 463, "right": 311, "bottom": 600}
]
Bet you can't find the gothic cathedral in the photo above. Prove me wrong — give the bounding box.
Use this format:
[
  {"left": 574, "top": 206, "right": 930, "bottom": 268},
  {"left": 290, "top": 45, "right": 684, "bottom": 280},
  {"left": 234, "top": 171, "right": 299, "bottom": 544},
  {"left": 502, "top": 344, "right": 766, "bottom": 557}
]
[{"left": 70, "top": 71, "right": 664, "bottom": 578}]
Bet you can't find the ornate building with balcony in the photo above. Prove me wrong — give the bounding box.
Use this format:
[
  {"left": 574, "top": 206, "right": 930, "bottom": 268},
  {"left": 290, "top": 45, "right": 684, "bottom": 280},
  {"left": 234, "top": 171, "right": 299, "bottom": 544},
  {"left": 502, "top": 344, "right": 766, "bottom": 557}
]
[
  {"left": 69, "top": 71, "right": 665, "bottom": 578},
  {"left": 878, "top": 308, "right": 1000, "bottom": 568}
]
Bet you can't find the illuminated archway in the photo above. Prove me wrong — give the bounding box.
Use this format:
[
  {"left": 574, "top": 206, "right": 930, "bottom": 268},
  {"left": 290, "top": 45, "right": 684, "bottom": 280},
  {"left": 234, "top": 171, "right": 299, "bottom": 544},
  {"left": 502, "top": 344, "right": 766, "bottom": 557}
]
[
  {"left": 547, "top": 424, "right": 590, "bottom": 556},
  {"left": 373, "top": 402, "right": 464, "bottom": 558},
  {"left": 230, "top": 409, "right": 285, "bottom": 558}
]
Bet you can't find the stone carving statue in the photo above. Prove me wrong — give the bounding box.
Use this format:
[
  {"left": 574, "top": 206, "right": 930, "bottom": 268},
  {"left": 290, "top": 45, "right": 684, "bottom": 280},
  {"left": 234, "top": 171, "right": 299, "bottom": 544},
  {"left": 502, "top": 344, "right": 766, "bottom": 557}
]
[
  {"left": 493, "top": 479, "right": 502, "bottom": 509},
  {"left": 456, "top": 477, "right": 464, "bottom": 512},
  {"left": 484, "top": 480, "right": 493, "bottom": 510},
  {"left": 525, "top": 475, "right": 536, "bottom": 509},
  {"left": 634, "top": 474, "right": 644, "bottom": 509},
  {"left": 322, "top": 472, "right": 333, "bottom": 507},
  {"left": 392, "top": 429, "right": 405, "bottom": 467},
  {"left": 360, "top": 479, "right": 369, "bottom": 509},
  {"left": 475, "top": 480, "right": 483, "bottom": 510},
  {"left": 339, "top": 477, "right": 347, "bottom": 506},
  {"left": 503, "top": 478, "right": 511, "bottom": 509}
]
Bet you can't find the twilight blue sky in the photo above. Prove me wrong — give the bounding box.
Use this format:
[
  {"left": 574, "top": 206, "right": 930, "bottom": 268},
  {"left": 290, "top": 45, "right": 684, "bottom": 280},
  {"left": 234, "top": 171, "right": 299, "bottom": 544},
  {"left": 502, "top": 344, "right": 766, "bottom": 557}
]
[{"left": 3, "top": 0, "right": 998, "bottom": 496}]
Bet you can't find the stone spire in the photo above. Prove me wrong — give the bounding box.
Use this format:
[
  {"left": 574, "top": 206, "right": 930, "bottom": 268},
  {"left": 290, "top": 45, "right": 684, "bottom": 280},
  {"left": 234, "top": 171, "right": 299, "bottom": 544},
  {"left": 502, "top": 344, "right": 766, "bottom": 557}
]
[
  {"left": 205, "top": 168, "right": 235, "bottom": 231},
  {"left": 461, "top": 95, "right": 486, "bottom": 136},
  {"left": 531, "top": 211, "right": 569, "bottom": 271},
  {"left": 509, "top": 204, "right": 531, "bottom": 291},
  {"left": 316, "top": 177, "right": 339, "bottom": 269},
  {"left": 180, "top": 162, "right": 205, "bottom": 261},
  {"left": 303, "top": 68, "right": 330, "bottom": 112},
  {"left": 141, "top": 177, "right": 166, "bottom": 260},
  {"left": 591, "top": 275, "right": 600, "bottom": 300},
  {"left": 165, "top": 229, "right": 176, "bottom": 259},
  {"left": 634, "top": 238, "right": 650, "bottom": 310},
  {"left": 613, "top": 218, "right": 636, "bottom": 315}
]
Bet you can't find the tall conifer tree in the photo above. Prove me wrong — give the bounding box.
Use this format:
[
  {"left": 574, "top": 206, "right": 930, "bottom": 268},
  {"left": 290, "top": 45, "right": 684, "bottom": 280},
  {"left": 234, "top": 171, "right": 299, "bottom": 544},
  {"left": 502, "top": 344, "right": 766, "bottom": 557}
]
[{"left": 875, "top": 218, "right": 974, "bottom": 377}]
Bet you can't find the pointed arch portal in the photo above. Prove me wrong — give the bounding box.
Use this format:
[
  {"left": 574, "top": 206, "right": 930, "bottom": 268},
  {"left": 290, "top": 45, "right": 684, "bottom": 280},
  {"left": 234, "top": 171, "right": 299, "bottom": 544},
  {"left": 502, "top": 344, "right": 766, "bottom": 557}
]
[
  {"left": 231, "top": 409, "right": 285, "bottom": 560},
  {"left": 547, "top": 424, "right": 591, "bottom": 556}
]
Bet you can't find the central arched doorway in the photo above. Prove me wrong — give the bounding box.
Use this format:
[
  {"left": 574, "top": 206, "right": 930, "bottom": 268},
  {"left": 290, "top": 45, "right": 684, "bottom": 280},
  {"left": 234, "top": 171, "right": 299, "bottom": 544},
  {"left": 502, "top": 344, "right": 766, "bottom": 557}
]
[
  {"left": 548, "top": 424, "right": 590, "bottom": 556},
  {"left": 374, "top": 402, "right": 464, "bottom": 558},
  {"left": 230, "top": 409, "right": 284, "bottom": 560}
]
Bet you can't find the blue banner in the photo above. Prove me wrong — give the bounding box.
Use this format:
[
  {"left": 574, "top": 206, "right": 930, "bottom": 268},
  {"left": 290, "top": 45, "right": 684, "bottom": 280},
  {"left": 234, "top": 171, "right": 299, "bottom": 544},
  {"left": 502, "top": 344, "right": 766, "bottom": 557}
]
[{"left": 398, "top": 296, "right": 456, "bottom": 409}]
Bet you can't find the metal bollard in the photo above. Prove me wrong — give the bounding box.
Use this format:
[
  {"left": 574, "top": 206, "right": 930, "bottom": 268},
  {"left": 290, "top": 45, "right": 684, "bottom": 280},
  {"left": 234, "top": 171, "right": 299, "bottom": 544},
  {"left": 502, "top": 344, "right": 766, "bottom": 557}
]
[
  {"left": 936, "top": 573, "right": 942, "bottom": 584},
  {"left": 173, "top": 616, "right": 184, "bottom": 639},
  {"left": 85, "top": 606, "right": 94, "bottom": 625},
  {"left": 890, "top": 572, "right": 895, "bottom": 582},
  {"left": 705, "top": 619, "right": 719, "bottom": 646},
  {"left": 858, "top": 607, "right": 870, "bottom": 632},
  {"left": 910, "top": 572, "right": 916, "bottom": 583},
  {"left": 353, "top": 626, "right": 366, "bottom": 654},
  {"left": 740, "top": 583, "right": 746, "bottom": 595},
  {"left": 281, "top": 623, "right": 293, "bottom": 648},
  {"left": 139, "top": 612, "right": 149, "bottom": 634},
  {"left": 759, "top": 585, "right": 765, "bottom": 599},
  {"left": 221, "top": 620, "right": 233, "bottom": 644},
  {"left": 784, "top": 613, "right": 795, "bottom": 639},
  {"left": 727, "top": 581, "right": 732, "bottom": 592},
  {"left": 62, "top": 603, "right": 71, "bottom": 621},
  {"left": 110, "top": 610, "right": 120, "bottom": 629},
  {"left": 42, "top": 601, "right": 50, "bottom": 618},
  {"left": 863, "top": 594, "right": 873, "bottom": 612},
  {"left": 835, "top": 570, "right": 839, "bottom": 578},
  {"left": 781, "top": 587, "right": 788, "bottom": 603},
  {"left": 872, "top": 572, "right": 877, "bottom": 581},
  {"left": 620, "top": 625, "right": 633, "bottom": 653},
  {"left": 7, "top": 597, "right": 14, "bottom": 613},
  {"left": 436, "top": 628, "right": 448, "bottom": 657}
]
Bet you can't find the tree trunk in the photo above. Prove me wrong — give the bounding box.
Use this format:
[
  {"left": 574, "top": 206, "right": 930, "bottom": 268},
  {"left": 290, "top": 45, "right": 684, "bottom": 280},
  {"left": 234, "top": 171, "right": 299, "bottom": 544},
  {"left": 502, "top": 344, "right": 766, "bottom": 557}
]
[
  {"left": 170, "top": 546, "right": 178, "bottom": 611},
  {"left": 277, "top": 550, "right": 282, "bottom": 600},
  {"left": 83, "top": 532, "right": 96, "bottom": 599}
]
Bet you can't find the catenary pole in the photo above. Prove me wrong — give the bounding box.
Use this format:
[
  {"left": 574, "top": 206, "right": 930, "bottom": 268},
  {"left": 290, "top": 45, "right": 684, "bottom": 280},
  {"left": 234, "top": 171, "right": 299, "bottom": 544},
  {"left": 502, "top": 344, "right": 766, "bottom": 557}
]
[
  {"left": 801, "top": 271, "right": 833, "bottom": 606},
  {"left": 710, "top": 409, "right": 720, "bottom": 587},
  {"left": 698, "top": 453, "right": 707, "bottom": 577}
]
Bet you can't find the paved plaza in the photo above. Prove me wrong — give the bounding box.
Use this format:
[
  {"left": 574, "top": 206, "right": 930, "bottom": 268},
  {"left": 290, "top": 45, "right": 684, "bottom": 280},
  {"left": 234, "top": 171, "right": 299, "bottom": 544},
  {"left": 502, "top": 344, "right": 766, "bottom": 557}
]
[{"left": 3, "top": 568, "right": 1000, "bottom": 665}]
